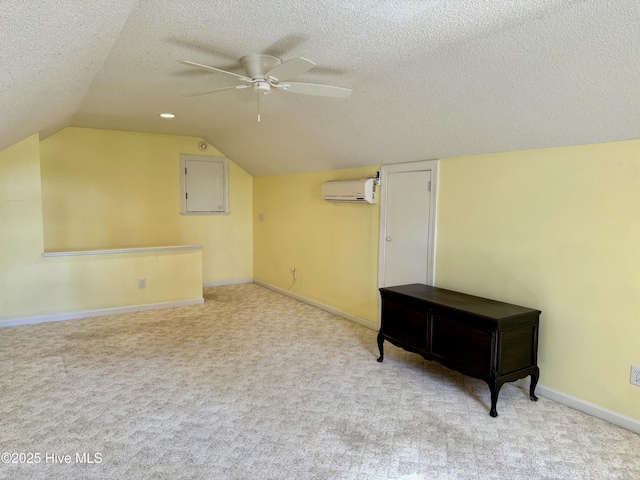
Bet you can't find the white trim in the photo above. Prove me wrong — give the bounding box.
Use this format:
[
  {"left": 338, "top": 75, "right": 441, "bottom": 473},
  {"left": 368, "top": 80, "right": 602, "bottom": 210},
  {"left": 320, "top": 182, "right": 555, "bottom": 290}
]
[
  {"left": 377, "top": 160, "right": 439, "bottom": 328},
  {"left": 253, "top": 279, "right": 377, "bottom": 331},
  {"left": 43, "top": 245, "right": 203, "bottom": 257},
  {"left": 203, "top": 278, "right": 254, "bottom": 287},
  {"left": 514, "top": 378, "right": 640, "bottom": 435},
  {"left": 0, "top": 298, "right": 204, "bottom": 329}
]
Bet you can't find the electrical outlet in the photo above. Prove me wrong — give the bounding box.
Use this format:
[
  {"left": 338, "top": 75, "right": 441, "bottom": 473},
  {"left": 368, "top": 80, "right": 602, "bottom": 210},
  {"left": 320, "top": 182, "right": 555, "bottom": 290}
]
[
  {"left": 291, "top": 267, "right": 297, "bottom": 279},
  {"left": 138, "top": 278, "right": 146, "bottom": 289},
  {"left": 631, "top": 365, "right": 640, "bottom": 386}
]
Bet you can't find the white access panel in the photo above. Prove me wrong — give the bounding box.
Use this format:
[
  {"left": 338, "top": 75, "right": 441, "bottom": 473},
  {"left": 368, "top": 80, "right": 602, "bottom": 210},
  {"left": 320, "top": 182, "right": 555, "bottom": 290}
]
[{"left": 180, "top": 155, "right": 229, "bottom": 214}]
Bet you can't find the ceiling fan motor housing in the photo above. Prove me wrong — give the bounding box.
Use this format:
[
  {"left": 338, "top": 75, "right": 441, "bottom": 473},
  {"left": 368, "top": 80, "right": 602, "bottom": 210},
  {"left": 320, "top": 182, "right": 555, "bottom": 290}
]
[{"left": 241, "top": 54, "right": 281, "bottom": 80}]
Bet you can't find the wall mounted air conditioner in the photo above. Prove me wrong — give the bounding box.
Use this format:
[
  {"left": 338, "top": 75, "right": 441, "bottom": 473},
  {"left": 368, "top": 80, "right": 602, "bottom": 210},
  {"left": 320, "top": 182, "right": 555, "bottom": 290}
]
[{"left": 322, "top": 178, "right": 376, "bottom": 204}]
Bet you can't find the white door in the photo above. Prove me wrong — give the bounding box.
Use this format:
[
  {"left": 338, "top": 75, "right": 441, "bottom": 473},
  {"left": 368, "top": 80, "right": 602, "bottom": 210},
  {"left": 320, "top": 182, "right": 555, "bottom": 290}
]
[
  {"left": 379, "top": 160, "right": 438, "bottom": 291},
  {"left": 383, "top": 170, "right": 431, "bottom": 286}
]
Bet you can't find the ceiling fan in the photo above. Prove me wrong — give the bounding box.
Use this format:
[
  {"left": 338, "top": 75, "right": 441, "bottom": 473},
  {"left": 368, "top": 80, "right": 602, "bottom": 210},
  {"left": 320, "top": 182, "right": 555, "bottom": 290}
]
[{"left": 179, "top": 54, "right": 351, "bottom": 120}]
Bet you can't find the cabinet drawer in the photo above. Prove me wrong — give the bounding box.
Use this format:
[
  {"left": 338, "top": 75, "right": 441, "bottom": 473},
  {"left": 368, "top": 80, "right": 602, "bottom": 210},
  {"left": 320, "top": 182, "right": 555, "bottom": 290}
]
[
  {"left": 431, "top": 315, "right": 492, "bottom": 374},
  {"left": 382, "top": 298, "right": 428, "bottom": 349}
]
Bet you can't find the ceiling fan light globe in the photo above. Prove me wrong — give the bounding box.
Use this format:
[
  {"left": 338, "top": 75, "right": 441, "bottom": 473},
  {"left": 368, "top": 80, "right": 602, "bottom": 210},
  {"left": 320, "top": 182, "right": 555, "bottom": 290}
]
[{"left": 255, "top": 82, "right": 271, "bottom": 93}]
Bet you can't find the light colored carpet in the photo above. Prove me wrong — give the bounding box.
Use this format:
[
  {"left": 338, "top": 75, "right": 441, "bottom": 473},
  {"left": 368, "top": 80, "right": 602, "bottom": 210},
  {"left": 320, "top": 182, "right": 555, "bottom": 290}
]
[{"left": 1, "top": 283, "right": 638, "bottom": 479}]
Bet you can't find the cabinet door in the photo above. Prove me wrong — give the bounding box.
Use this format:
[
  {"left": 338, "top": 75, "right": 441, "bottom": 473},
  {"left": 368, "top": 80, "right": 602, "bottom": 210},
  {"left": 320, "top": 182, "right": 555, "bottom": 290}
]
[
  {"left": 499, "top": 326, "right": 535, "bottom": 375},
  {"left": 431, "top": 315, "right": 492, "bottom": 375},
  {"left": 382, "top": 297, "right": 428, "bottom": 350}
]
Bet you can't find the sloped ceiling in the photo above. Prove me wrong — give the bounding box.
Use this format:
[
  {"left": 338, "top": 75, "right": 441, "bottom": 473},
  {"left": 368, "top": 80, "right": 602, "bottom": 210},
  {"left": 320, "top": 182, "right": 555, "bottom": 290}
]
[{"left": 1, "top": 0, "right": 639, "bottom": 176}]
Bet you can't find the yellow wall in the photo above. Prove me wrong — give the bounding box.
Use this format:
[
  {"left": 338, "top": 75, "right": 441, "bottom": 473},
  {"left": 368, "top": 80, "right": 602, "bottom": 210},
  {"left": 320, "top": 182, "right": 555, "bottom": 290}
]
[
  {"left": 0, "top": 134, "right": 203, "bottom": 321},
  {"left": 253, "top": 167, "right": 380, "bottom": 324},
  {"left": 436, "top": 140, "right": 640, "bottom": 420},
  {"left": 40, "top": 127, "right": 253, "bottom": 284},
  {"left": 4, "top": 128, "right": 639, "bottom": 421}
]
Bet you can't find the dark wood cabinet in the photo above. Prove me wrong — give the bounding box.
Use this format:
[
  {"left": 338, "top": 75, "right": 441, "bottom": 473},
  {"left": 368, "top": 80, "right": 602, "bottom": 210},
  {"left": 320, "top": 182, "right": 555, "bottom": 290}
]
[{"left": 378, "top": 284, "right": 540, "bottom": 417}]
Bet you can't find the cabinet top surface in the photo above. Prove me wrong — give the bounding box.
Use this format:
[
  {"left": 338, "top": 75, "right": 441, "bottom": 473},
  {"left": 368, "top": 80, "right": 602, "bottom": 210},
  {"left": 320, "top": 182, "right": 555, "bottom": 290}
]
[{"left": 380, "top": 284, "right": 540, "bottom": 320}]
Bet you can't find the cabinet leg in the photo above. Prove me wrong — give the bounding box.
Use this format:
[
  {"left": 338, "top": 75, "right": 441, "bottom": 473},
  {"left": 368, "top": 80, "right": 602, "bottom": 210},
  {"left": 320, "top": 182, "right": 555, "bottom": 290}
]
[
  {"left": 529, "top": 367, "right": 540, "bottom": 401},
  {"left": 488, "top": 382, "right": 502, "bottom": 417},
  {"left": 376, "top": 333, "right": 384, "bottom": 362}
]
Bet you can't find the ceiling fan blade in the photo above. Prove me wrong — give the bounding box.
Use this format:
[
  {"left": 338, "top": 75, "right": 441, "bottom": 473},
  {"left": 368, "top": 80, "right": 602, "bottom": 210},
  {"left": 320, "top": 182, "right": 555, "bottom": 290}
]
[
  {"left": 183, "top": 85, "right": 250, "bottom": 97},
  {"left": 179, "top": 60, "right": 252, "bottom": 82},
  {"left": 280, "top": 82, "right": 352, "bottom": 98},
  {"left": 266, "top": 57, "right": 315, "bottom": 82}
]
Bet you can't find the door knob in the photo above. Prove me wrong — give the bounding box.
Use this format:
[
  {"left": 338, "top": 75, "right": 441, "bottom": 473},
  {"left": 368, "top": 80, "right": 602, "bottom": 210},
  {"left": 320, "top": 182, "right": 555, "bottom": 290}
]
[{"left": 386, "top": 236, "right": 392, "bottom": 242}]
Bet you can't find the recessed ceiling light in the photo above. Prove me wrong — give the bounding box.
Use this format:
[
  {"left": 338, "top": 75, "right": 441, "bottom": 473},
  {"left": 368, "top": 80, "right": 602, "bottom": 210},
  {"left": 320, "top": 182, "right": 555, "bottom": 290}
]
[{"left": 159, "top": 113, "right": 175, "bottom": 118}]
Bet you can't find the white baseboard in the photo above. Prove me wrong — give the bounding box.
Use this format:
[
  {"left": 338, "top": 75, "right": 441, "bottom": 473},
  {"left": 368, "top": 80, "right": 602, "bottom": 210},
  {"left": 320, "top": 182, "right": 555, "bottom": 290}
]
[
  {"left": 514, "top": 378, "right": 640, "bottom": 435},
  {"left": 203, "top": 278, "right": 253, "bottom": 287},
  {"left": 253, "top": 279, "right": 377, "bottom": 331},
  {"left": 0, "top": 298, "right": 204, "bottom": 329}
]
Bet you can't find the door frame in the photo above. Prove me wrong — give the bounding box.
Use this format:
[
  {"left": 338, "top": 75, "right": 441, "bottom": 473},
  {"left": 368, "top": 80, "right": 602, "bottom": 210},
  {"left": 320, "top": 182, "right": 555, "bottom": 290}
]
[{"left": 377, "top": 160, "right": 439, "bottom": 325}]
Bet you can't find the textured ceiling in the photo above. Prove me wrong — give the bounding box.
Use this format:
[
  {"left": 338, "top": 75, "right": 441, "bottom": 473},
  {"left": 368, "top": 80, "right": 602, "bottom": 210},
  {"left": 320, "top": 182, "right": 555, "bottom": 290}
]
[{"left": 1, "top": 0, "right": 639, "bottom": 176}]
